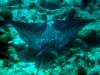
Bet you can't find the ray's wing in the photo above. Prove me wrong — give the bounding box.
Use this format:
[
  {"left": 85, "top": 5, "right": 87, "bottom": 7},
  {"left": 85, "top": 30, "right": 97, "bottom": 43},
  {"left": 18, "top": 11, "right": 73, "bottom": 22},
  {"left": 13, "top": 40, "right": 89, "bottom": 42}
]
[
  {"left": 52, "top": 13, "right": 94, "bottom": 49},
  {"left": 11, "top": 21, "right": 46, "bottom": 50}
]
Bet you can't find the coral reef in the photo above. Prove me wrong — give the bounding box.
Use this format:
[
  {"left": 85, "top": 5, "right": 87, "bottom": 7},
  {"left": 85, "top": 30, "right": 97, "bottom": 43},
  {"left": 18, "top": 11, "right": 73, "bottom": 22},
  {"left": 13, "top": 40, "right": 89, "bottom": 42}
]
[
  {"left": 0, "top": 0, "right": 100, "bottom": 75},
  {"left": 0, "top": 8, "right": 12, "bottom": 21}
]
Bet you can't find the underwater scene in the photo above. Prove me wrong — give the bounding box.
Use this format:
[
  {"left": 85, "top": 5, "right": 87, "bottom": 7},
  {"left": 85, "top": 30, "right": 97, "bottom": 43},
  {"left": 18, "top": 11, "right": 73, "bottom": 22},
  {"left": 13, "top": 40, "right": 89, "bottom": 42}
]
[{"left": 0, "top": 0, "right": 100, "bottom": 75}]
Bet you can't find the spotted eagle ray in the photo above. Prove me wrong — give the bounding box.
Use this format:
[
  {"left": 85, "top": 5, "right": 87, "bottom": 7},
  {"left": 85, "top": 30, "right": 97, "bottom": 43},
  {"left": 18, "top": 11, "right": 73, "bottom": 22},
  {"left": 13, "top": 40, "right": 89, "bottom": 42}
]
[{"left": 1, "top": 9, "right": 94, "bottom": 62}]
